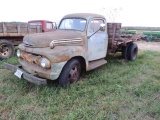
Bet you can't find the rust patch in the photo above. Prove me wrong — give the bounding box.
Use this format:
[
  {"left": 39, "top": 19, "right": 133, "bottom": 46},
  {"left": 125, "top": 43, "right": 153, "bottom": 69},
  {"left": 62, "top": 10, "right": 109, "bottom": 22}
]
[
  {"left": 21, "top": 51, "right": 41, "bottom": 65},
  {"left": 54, "top": 53, "right": 71, "bottom": 63},
  {"left": 19, "top": 58, "right": 51, "bottom": 79}
]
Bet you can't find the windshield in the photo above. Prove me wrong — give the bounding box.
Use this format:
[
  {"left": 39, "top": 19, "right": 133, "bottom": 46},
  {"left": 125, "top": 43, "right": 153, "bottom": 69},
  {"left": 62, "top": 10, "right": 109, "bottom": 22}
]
[{"left": 59, "top": 18, "right": 86, "bottom": 31}]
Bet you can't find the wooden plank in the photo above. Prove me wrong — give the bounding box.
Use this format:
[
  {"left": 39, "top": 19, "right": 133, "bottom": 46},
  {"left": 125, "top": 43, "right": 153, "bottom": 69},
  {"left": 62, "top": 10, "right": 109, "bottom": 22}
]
[
  {"left": 17, "top": 25, "right": 20, "bottom": 33},
  {"left": 30, "top": 28, "right": 38, "bottom": 33},
  {"left": 0, "top": 27, "right": 2, "bottom": 33},
  {"left": 6, "top": 26, "right": 18, "bottom": 33},
  {"left": 30, "top": 25, "right": 41, "bottom": 28},
  {"left": 0, "top": 33, "right": 28, "bottom": 37},
  {"left": 20, "top": 28, "right": 30, "bottom": 33},
  {"left": 107, "top": 23, "right": 121, "bottom": 29},
  {"left": 0, "top": 23, "right": 2, "bottom": 27},
  {"left": 108, "top": 33, "right": 120, "bottom": 37},
  {"left": 3, "top": 23, "right": 6, "bottom": 33},
  {"left": 108, "top": 29, "right": 121, "bottom": 33},
  {"left": 0, "top": 22, "right": 42, "bottom": 36},
  {"left": 108, "top": 38, "right": 120, "bottom": 41}
]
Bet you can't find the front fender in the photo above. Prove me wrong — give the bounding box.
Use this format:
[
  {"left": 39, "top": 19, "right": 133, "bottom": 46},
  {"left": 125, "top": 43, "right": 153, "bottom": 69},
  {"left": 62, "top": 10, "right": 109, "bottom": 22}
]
[
  {"left": 46, "top": 46, "right": 86, "bottom": 63},
  {"left": 50, "top": 61, "right": 67, "bottom": 80}
]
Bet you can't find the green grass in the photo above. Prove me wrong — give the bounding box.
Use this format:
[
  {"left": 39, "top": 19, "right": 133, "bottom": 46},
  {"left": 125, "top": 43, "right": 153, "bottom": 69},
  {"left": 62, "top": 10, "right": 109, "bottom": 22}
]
[{"left": 0, "top": 51, "right": 160, "bottom": 120}]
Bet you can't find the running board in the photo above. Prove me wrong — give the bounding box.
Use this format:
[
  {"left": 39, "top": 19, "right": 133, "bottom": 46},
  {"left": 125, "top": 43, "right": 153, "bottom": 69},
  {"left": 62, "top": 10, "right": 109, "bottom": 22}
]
[{"left": 88, "top": 59, "right": 107, "bottom": 71}]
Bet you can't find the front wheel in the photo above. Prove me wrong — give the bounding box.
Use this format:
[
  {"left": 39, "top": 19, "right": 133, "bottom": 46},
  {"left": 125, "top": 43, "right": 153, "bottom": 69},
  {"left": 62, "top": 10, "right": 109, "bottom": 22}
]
[
  {"left": 58, "top": 59, "right": 81, "bottom": 86},
  {"left": 0, "top": 40, "right": 14, "bottom": 59}
]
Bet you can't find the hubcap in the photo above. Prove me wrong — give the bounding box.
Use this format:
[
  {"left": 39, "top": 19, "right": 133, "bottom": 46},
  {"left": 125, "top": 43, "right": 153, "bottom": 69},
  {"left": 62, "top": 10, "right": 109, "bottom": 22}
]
[
  {"left": 0, "top": 44, "right": 11, "bottom": 57},
  {"left": 69, "top": 65, "right": 80, "bottom": 84}
]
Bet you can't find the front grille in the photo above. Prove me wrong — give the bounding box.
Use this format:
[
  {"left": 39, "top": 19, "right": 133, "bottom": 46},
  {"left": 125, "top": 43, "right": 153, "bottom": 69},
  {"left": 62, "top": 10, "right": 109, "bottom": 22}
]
[{"left": 20, "top": 51, "right": 42, "bottom": 66}]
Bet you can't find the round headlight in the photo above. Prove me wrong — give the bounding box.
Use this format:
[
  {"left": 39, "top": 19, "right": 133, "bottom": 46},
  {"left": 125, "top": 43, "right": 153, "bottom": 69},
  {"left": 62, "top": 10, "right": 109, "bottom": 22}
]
[
  {"left": 17, "top": 49, "right": 21, "bottom": 57},
  {"left": 40, "top": 58, "right": 51, "bottom": 68}
]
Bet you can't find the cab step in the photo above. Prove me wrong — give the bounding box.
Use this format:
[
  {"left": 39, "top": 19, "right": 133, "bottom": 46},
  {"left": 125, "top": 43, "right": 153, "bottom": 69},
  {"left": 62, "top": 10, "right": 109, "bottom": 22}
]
[{"left": 88, "top": 59, "right": 107, "bottom": 71}]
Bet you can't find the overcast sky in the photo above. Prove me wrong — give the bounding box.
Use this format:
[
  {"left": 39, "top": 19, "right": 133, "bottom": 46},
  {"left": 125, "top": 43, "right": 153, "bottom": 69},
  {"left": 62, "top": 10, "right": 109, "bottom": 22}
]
[{"left": 0, "top": 0, "right": 159, "bottom": 26}]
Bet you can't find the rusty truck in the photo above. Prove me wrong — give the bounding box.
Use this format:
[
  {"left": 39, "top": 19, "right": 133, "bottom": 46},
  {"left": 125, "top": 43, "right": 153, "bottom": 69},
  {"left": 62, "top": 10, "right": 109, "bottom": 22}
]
[
  {"left": 0, "top": 20, "right": 56, "bottom": 59},
  {"left": 4, "top": 13, "right": 139, "bottom": 86}
]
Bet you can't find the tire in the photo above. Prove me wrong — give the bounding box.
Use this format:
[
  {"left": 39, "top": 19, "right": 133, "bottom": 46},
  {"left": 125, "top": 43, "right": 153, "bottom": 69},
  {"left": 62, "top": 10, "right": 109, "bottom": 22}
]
[
  {"left": 127, "top": 43, "right": 138, "bottom": 61},
  {"left": 58, "top": 59, "right": 81, "bottom": 86},
  {"left": 0, "top": 40, "right": 14, "bottom": 59},
  {"left": 121, "top": 46, "right": 128, "bottom": 59}
]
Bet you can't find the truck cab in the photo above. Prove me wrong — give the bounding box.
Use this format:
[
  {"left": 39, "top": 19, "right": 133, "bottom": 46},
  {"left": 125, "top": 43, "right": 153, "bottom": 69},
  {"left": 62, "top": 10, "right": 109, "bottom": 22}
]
[{"left": 28, "top": 20, "right": 57, "bottom": 32}]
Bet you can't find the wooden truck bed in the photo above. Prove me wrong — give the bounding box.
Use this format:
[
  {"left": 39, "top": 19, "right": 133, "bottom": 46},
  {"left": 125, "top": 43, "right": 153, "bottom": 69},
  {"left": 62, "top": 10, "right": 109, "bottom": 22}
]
[
  {"left": 0, "top": 22, "right": 42, "bottom": 37},
  {"left": 107, "top": 23, "right": 141, "bottom": 54}
]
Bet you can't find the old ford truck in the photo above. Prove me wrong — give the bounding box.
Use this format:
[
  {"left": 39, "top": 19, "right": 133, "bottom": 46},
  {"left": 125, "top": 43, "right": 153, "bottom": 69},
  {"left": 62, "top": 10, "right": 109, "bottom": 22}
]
[{"left": 4, "top": 13, "right": 139, "bottom": 86}]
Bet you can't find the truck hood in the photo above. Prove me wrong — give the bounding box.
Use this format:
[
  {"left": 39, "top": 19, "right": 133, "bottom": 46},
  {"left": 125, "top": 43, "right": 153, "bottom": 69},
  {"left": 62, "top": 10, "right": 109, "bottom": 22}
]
[{"left": 23, "top": 30, "right": 84, "bottom": 48}]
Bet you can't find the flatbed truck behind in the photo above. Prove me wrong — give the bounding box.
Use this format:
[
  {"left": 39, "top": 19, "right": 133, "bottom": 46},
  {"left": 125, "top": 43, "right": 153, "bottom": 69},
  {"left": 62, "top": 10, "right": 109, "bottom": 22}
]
[{"left": 0, "top": 20, "right": 56, "bottom": 59}]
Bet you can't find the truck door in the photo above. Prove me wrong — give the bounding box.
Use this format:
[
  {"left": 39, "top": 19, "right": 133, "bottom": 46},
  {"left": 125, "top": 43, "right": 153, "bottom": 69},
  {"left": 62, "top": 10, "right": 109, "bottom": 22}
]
[{"left": 87, "top": 19, "right": 108, "bottom": 61}]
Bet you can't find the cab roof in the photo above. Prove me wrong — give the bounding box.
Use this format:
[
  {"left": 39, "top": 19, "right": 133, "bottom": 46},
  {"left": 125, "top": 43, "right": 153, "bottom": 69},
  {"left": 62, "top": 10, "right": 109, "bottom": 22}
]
[{"left": 62, "top": 13, "right": 105, "bottom": 20}]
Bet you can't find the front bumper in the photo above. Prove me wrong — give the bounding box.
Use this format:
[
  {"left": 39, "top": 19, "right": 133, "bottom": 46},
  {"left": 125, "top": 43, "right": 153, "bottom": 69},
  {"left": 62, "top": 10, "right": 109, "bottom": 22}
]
[{"left": 3, "top": 62, "right": 47, "bottom": 85}]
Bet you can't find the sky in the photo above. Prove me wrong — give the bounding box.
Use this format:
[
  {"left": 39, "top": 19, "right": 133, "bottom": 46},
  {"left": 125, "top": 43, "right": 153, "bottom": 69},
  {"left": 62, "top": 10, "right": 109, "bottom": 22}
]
[{"left": 0, "top": 0, "right": 160, "bottom": 27}]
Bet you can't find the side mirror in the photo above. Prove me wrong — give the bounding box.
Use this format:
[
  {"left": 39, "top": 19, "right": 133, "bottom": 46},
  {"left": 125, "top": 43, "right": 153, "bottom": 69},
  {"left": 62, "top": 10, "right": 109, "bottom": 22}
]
[{"left": 99, "top": 23, "right": 105, "bottom": 31}]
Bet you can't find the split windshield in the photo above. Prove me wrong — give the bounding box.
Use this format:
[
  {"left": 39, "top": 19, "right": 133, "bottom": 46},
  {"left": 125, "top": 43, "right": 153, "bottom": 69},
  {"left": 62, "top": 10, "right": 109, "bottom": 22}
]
[{"left": 59, "top": 18, "right": 86, "bottom": 31}]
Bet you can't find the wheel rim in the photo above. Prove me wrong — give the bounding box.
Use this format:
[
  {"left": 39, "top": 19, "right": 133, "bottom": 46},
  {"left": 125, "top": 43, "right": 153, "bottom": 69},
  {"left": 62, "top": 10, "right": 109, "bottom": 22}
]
[
  {"left": 0, "top": 44, "right": 12, "bottom": 58},
  {"left": 69, "top": 64, "right": 80, "bottom": 84}
]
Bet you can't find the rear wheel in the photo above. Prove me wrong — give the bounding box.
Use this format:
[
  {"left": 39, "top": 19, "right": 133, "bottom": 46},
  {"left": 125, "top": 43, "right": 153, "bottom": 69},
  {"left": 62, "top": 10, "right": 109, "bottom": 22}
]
[
  {"left": 58, "top": 59, "right": 81, "bottom": 86},
  {"left": 0, "top": 40, "right": 14, "bottom": 59},
  {"left": 127, "top": 43, "right": 138, "bottom": 61},
  {"left": 121, "top": 46, "right": 128, "bottom": 59}
]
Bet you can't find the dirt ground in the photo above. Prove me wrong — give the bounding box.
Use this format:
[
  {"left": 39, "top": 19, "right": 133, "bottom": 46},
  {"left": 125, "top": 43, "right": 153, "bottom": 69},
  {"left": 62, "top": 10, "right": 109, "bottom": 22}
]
[{"left": 136, "top": 41, "right": 160, "bottom": 51}]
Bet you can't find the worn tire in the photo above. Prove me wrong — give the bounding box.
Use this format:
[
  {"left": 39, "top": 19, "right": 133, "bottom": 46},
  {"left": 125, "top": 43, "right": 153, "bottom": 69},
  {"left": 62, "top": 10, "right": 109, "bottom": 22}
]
[
  {"left": 58, "top": 59, "right": 81, "bottom": 86},
  {"left": 0, "top": 40, "right": 14, "bottom": 59},
  {"left": 121, "top": 46, "right": 128, "bottom": 59},
  {"left": 127, "top": 43, "right": 138, "bottom": 61}
]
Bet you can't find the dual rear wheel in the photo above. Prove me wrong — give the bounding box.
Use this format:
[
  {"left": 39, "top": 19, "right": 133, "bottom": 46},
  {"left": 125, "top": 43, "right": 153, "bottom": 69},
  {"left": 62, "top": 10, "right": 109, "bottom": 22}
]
[{"left": 122, "top": 43, "right": 138, "bottom": 61}]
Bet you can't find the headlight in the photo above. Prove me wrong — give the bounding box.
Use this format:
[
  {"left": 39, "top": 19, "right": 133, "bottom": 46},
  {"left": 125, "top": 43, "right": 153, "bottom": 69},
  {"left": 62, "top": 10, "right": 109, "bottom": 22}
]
[
  {"left": 17, "top": 49, "right": 21, "bottom": 57},
  {"left": 40, "top": 58, "right": 51, "bottom": 68}
]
